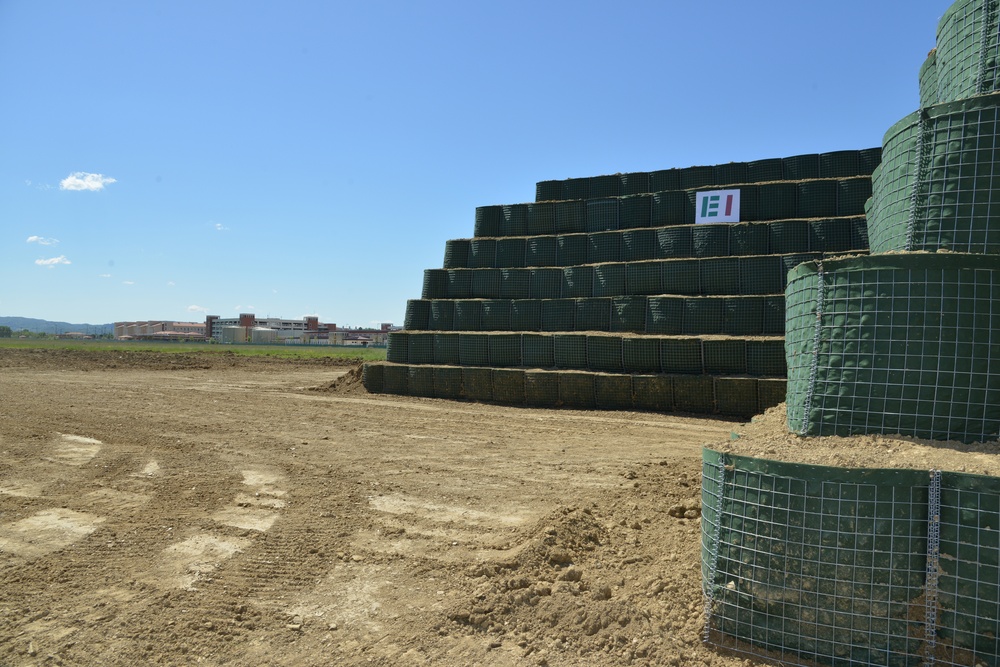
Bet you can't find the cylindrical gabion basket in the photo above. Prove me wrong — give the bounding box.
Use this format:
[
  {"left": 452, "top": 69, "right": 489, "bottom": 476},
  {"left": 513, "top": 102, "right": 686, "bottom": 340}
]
[{"left": 785, "top": 253, "right": 1000, "bottom": 443}]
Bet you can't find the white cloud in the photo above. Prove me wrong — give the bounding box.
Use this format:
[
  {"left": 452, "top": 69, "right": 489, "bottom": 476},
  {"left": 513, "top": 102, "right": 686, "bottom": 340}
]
[
  {"left": 122, "top": 280, "right": 135, "bottom": 285},
  {"left": 187, "top": 305, "right": 209, "bottom": 314},
  {"left": 27, "top": 235, "right": 58, "bottom": 245},
  {"left": 98, "top": 273, "right": 112, "bottom": 278},
  {"left": 35, "top": 255, "right": 71, "bottom": 268},
  {"left": 214, "top": 223, "right": 229, "bottom": 231},
  {"left": 166, "top": 281, "right": 176, "bottom": 286},
  {"left": 60, "top": 172, "right": 116, "bottom": 191}
]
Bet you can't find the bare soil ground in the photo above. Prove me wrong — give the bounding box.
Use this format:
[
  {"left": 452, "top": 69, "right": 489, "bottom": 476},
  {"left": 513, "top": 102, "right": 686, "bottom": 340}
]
[{"left": 2, "top": 348, "right": 994, "bottom": 666}]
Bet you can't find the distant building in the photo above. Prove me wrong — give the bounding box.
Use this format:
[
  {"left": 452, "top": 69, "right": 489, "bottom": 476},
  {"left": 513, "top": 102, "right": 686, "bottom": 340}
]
[
  {"left": 204, "top": 314, "right": 395, "bottom": 346},
  {"left": 114, "top": 321, "right": 207, "bottom": 341}
]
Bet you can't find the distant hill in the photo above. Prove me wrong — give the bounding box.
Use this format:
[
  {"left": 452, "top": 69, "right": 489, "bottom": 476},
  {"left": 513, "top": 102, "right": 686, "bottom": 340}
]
[{"left": 0, "top": 316, "right": 113, "bottom": 335}]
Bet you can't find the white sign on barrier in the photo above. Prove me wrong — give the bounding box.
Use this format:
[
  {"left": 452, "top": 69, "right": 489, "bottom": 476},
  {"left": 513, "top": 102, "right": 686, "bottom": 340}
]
[{"left": 695, "top": 189, "right": 740, "bottom": 223}]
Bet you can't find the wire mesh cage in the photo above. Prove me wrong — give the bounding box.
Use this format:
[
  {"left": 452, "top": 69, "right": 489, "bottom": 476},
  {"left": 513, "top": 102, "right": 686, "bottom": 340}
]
[
  {"left": 463, "top": 366, "right": 493, "bottom": 401},
  {"left": 362, "top": 362, "right": 384, "bottom": 393},
  {"left": 702, "top": 338, "right": 747, "bottom": 374},
  {"left": 404, "top": 299, "right": 431, "bottom": 330},
  {"left": 501, "top": 203, "right": 529, "bottom": 236},
  {"left": 934, "top": 0, "right": 1000, "bottom": 104},
  {"left": 443, "top": 239, "right": 471, "bottom": 269},
  {"left": 524, "top": 370, "right": 560, "bottom": 407},
  {"left": 558, "top": 371, "right": 597, "bottom": 408},
  {"left": 556, "top": 233, "right": 588, "bottom": 266},
  {"left": 458, "top": 333, "right": 490, "bottom": 366},
  {"left": 623, "top": 336, "right": 661, "bottom": 373},
  {"left": 406, "top": 332, "right": 435, "bottom": 364},
  {"left": 632, "top": 375, "right": 674, "bottom": 411},
  {"left": 681, "top": 165, "right": 716, "bottom": 190},
  {"left": 714, "top": 377, "right": 758, "bottom": 416},
  {"left": 433, "top": 333, "right": 461, "bottom": 365},
  {"left": 785, "top": 253, "right": 1000, "bottom": 443},
  {"left": 429, "top": 301, "right": 455, "bottom": 331},
  {"left": 715, "top": 161, "right": 749, "bottom": 186},
  {"left": 469, "top": 239, "right": 497, "bottom": 269},
  {"left": 481, "top": 299, "right": 512, "bottom": 331},
  {"left": 588, "top": 231, "right": 623, "bottom": 264},
  {"left": 702, "top": 450, "right": 931, "bottom": 666},
  {"left": 472, "top": 269, "right": 501, "bottom": 299},
  {"left": 626, "top": 261, "right": 663, "bottom": 295},
  {"left": 489, "top": 333, "right": 522, "bottom": 367},
  {"left": 619, "top": 172, "right": 651, "bottom": 197},
  {"left": 500, "top": 268, "right": 531, "bottom": 299},
  {"left": 540, "top": 299, "right": 576, "bottom": 332},
  {"left": 535, "top": 180, "right": 562, "bottom": 203},
  {"left": 562, "top": 266, "right": 594, "bottom": 299},
  {"left": 553, "top": 333, "right": 588, "bottom": 369},
  {"left": 782, "top": 153, "right": 821, "bottom": 180},
  {"left": 729, "top": 223, "right": 770, "bottom": 256},
  {"left": 526, "top": 236, "right": 558, "bottom": 267},
  {"left": 474, "top": 205, "right": 503, "bottom": 237},
  {"left": 492, "top": 368, "right": 525, "bottom": 405},
  {"left": 868, "top": 93, "right": 1000, "bottom": 254},
  {"left": 594, "top": 264, "right": 626, "bottom": 298},
  {"left": 586, "top": 335, "right": 624, "bottom": 372},
  {"left": 611, "top": 296, "right": 647, "bottom": 333},
  {"left": 622, "top": 228, "right": 658, "bottom": 262},
  {"left": 452, "top": 300, "right": 482, "bottom": 331},
  {"left": 922, "top": 48, "right": 940, "bottom": 108},
  {"left": 527, "top": 201, "right": 556, "bottom": 235},
  {"left": 595, "top": 373, "right": 634, "bottom": 410},
  {"left": 586, "top": 198, "right": 620, "bottom": 232},
  {"left": 496, "top": 238, "right": 526, "bottom": 268},
  {"left": 576, "top": 297, "right": 611, "bottom": 332},
  {"left": 447, "top": 269, "right": 473, "bottom": 299},
  {"left": 522, "top": 332, "right": 555, "bottom": 368},
  {"left": 619, "top": 194, "right": 653, "bottom": 229},
  {"left": 434, "top": 366, "right": 464, "bottom": 399},
  {"left": 555, "top": 200, "right": 587, "bottom": 234},
  {"left": 819, "top": 150, "right": 862, "bottom": 179},
  {"left": 649, "top": 168, "right": 681, "bottom": 193},
  {"left": 660, "top": 337, "right": 703, "bottom": 374},
  {"left": 747, "top": 158, "right": 784, "bottom": 183}
]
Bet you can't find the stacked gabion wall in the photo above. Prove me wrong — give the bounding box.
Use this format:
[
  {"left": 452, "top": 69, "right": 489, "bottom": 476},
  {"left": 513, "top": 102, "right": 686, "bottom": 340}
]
[
  {"left": 787, "top": 0, "right": 1000, "bottom": 444},
  {"left": 364, "top": 150, "right": 879, "bottom": 417}
]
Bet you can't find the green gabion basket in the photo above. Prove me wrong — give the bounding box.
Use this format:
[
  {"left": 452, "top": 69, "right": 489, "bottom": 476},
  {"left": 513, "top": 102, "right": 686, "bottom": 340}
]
[{"left": 785, "top": 253, "right": 1000, "bottom": 442}]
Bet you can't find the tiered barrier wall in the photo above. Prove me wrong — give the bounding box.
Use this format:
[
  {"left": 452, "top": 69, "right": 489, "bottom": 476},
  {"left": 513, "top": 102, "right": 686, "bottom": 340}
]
[{"left": 365, "top": 150, "right": 879, "bottom": 417}]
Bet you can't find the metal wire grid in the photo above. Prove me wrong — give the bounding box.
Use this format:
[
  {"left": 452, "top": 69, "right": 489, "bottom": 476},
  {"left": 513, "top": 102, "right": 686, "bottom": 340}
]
[
  {"left": 935, "top": 0, "right": 1000, "bottom": 104},
  {"left": 366, "top": 362, "right": 785, "bottom": 416},
  {"left": 785, "top": 256, "right": 1000, "bottom": 443},
  {"left": 388, "top": 330, "right": 784, "bottom": 377},
  {"left": 870, "top": 95, "right": 1000, "bottom": 254},
  {"left": 921, "top": 50, "right": 940, "bottom": 109},
  {"left": 702, "top": 452, "right": 931, "bottom": 666},
  {"left": 536, "top": 151, "right": 878, "bottom": 204},
  {"left": 935, "top": 473, "right": 1000, "bottom": 665},
  {"left": 919, "top": 101, "right": 1000, "bottom": 253},
  {"left": 406, "top": 295, "right": 785, "bottom": 336},
  {"left": 858, "top": 113, "right": 922, "bottom": 254}
]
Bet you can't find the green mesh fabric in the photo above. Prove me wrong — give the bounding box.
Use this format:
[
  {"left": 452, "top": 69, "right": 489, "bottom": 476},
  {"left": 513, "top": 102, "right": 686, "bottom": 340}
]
[
  {"left": 868, "top": 93, "right": 1000, "bottom": 254},
  {"left": 785, "top": 254, "right": 1000, "bottom": 443},
  {"left": 935, "top": 0, "right": 1000, "bottom": 103}
]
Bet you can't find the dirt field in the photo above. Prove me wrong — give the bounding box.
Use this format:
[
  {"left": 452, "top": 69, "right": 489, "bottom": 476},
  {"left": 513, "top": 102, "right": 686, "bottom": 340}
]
[{"left": 4, "top": 349, "right": 995, "bottom": 666}]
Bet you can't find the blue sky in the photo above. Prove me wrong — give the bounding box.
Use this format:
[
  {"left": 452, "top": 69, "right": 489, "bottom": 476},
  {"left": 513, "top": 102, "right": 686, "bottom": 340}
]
[{"left": 2, "top": 1, "right": 952, "bottom": 328}]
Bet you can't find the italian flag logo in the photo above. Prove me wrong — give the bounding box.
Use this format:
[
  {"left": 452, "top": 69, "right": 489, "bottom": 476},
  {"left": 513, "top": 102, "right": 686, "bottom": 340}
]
[{"left": 695, "top": 189, "right": 741, "bottom": 224}]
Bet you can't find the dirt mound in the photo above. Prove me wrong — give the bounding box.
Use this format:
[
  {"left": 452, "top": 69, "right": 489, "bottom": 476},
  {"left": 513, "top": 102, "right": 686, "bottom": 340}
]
[
  {"left": 720, "top": 403, "right": 1000, "bottom": 475},
  {"left": 312, "top": 363, "right": 368, "bottom": 394}
]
